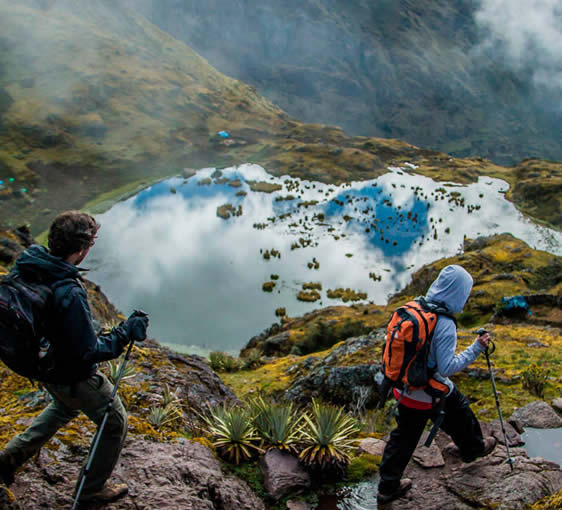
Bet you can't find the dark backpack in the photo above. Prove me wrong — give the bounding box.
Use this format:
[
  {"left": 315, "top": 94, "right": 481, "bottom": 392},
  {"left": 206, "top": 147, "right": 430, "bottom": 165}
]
[
  {"left": 0, "top": 273, "right": 60, "bottom": 379},
  {"left": 379, "top": 297, "right": 456, "bottom": 403}
]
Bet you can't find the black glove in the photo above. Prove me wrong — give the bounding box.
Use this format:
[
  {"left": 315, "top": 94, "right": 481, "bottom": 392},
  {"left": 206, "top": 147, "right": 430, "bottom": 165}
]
[{"left": 123, "top": 310, "right": 149, "bottom": 342}]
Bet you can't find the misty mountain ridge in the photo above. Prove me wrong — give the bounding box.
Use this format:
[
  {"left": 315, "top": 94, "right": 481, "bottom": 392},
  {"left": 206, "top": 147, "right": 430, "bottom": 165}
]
[
  {"left": 137, "top": 0, "right": 562, "bottom": 165},
  {"left": 0, "top": 0, "right": 560, "bottom": 234}
]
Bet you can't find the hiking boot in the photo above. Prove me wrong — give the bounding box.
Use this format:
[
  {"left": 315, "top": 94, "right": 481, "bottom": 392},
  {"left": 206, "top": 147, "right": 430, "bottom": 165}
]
[
  {"left": 0, "top": 451, "right": 18, "bottom": 487},
  {"left": 78, "top": 482, "right": 128, "bottom": 503},
  {"left": 377, "top": 478, "right": 412, "bottom": 504},
  {"left": 462, "top": 437, "right": 497, "bottom": 463}
]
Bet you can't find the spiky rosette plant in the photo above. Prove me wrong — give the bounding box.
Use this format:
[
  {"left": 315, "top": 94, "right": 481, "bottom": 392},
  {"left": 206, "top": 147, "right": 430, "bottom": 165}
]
[
  {"left": 203, "top": 405, "right": 263, "bottom": 464},
  {"left": 299, "top": 400, "right": 360, "bottom": 480},
  {"left": 103, "top": 356, "right": 137, "bottom": 385},
  {"left": 249, "top": 396, "right": 304, "bottom": 453}
]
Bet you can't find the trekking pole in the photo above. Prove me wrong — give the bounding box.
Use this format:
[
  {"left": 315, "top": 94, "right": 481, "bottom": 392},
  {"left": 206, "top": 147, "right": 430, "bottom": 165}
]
[
  {"left": 71, "top": 338, "right": 135, "bottom": 509},
  {"left": 476, "top": 328, "right": 515, "bottom": 471}
]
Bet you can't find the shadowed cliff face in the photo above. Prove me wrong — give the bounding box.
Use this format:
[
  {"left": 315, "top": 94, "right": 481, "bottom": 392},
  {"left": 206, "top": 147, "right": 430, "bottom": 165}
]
[{"left": 135, "top": 0, "right": 562, "bottom": 165}]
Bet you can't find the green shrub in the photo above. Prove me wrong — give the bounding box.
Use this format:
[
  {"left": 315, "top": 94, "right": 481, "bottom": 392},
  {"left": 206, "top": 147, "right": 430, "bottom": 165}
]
[
  {"left": 209, "top": 351, "right": 241, "bottom": 372},
  {"left": 521, "top": 363, "right": 549, "bottom": 398},
  {"left": 148, "top": 403, "right": 181, "bottom": 429},
  {"left": 241, "top": 348, "right": 263, "bottom": 370},
  {"left": 295, "top": 319, "right": 371, "bottom": 355}
]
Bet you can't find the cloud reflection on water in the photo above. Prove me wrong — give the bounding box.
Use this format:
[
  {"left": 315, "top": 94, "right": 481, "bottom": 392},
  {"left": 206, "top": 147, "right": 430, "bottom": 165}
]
[{"left": 87, "top": 164, "right": 561, "bottom": 354}]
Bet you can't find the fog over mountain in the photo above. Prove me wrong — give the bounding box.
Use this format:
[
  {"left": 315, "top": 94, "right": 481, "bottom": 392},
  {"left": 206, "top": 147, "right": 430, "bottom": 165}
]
[
  {"left": 129, "top": 0, "right": 561, "bottom": 165},
  {"left": 475, "top": 0, "right": 562, "bottom": 97}
]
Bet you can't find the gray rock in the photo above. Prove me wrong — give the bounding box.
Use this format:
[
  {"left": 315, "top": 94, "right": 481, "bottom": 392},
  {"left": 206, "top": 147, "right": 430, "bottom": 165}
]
[
  {"left": 284, "top": 334, "right": 385, "bottom": 407},
  {"left": 358, "top": 438, "right": 386, "bottom": 457},
  {"left": 482, "top": 419, "right": 525, "bottom": 447},
  {"left": 8, "top": 439, "right": 265, "bottom": 509},
  {"left": 413, "top": 431, "right": 445, "bottom": 468},
  {"left": 263, "top": 331, "right": 291, "bottom": 356},
  {"left": 286, "top": 500, "right": 310, "bottom": 510},
  {"left": 260, "top": 449, "right": 310, "bottom": 501},
  {"left": 399, "top": 429, "right": 562, "bottom": 510},
  {"left": 285, "top": 363, "right": 380, "bottom": 407},
  {"left": 552, "top": 398, "right": 562, "bottom": 413},
  {"left": 511, "top": 401, "right": 562, "bottom": 429}
]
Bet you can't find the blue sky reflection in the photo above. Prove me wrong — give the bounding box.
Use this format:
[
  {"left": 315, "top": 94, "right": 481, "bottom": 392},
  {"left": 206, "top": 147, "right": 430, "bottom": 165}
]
[{"left": 87, "top": 164, "right": 562, "bottom": 354}]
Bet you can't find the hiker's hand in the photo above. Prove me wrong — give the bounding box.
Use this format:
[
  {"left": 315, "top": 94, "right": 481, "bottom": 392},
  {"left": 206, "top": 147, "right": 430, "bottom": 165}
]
[
  {"left": 125, "top": 311, "right": 149, "bottom": 342},
  {"left": 477, "top": 331, "right": 490, "bottom": 349}
]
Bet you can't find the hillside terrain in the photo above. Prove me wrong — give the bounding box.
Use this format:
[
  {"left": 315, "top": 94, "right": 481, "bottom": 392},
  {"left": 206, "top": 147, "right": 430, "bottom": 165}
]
[
  {"left": 0, "top": 227, "right": 561, "bottom": 509},
  {"left": 0, "top": 2, "right": 561, "bottom": 509},
  {"left": 134, "top": 0, "right": 562, "bottom": 165},
  {"left": 0, "top": 0, "right": 561, "bottom": 235}
]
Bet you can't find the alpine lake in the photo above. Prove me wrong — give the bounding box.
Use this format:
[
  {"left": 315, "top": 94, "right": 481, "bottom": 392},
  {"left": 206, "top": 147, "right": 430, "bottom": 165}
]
[
  {"left": 87, "top": 163, "right": 562, "bottom": 356},
  {"left": 87, "top": 163, "right": 562, "bottom": 507}
]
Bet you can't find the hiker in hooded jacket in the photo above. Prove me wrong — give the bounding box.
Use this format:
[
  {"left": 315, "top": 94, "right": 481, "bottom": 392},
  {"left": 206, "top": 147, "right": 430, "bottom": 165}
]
[
  {"left": 377, "top": 265, "right": 496, "bottom": 504},
  {"left": 0, "top": 211, "right": 149, "bottom": 504}
]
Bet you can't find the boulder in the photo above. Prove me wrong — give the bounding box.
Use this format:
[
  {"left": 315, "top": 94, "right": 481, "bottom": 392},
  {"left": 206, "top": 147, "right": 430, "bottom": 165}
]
[
  {"left": 552, "top": 398, "right": 562, "bottom": 414},
  {"left": 8, "top": 439, "right": 265, "bottom": 510},
  {"left": 284, "top": 333, "right": 383, "bottom": 407},
  {"left": 510, "top": 401, "right": 562, "bottom": 429},
  {"left": 263, "top": 331, "right": 292, "bottom": 356},
  {"left": 260, "top": 449, "right": 310, "bottom": 501},
  {"left": 285, "top": 364, "right": 380, "bottom": 406},
  {"left": 358, "top": 438, "right": 386, "bottom": 457}
]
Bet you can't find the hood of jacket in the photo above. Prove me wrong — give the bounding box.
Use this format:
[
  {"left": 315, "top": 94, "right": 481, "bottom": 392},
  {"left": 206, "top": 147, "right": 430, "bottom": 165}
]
[
  {"left": 425, "top": 264, "right": 473, "bottom": 314},
  {"left": 13, "top": 244, "right": 81, "bottom": 283}
]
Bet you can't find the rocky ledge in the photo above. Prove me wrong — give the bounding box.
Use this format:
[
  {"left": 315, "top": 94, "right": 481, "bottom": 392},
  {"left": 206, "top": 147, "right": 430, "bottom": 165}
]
[{"left": 1, "top": 439, "right": 264, "bottom": 510}]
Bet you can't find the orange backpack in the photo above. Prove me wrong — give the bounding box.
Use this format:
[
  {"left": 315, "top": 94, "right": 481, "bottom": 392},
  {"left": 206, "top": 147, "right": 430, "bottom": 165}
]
[{"left": 380, "top": 297, "right": 455, "bottom": 399}]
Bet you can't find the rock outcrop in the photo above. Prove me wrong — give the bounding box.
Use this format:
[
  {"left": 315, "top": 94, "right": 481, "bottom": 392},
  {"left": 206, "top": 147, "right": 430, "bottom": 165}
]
[
  {"left": 7, "top": 439, "right": 265, "bottom": 509},
  {"left": 284, "top": 333, "right": 383, "bottom": 406},
  {"left": 370, "top": 421, "right": 561, "bottom": 510},
  {"left": 510, "top": 401, "right": 562, "bottom": 429}
]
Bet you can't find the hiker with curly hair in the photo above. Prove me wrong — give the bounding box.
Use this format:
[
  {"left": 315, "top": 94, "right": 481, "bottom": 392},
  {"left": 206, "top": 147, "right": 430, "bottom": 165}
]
[
  {"left": 377, "top": 265, "right": 496, "bottom": 504},
  {"left": 0, "top": 211, "right": 149, "bottom": 504}
]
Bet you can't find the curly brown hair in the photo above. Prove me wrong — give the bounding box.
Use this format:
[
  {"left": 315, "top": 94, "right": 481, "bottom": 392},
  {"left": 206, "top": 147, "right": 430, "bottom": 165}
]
[{"left": 48, "top": 211, "right": 100, "bottom": 259}]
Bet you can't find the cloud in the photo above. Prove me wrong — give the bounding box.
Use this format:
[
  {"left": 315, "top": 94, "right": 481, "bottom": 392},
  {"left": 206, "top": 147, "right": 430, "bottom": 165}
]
[{"left": 474, "top": 0, "right": 562, "bottom": 92}]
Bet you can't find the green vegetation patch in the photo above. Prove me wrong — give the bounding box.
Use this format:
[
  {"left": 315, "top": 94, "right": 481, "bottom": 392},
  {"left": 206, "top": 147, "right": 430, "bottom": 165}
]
[{"left": 327, "top": 288, "right": 368, "bottom": 302}]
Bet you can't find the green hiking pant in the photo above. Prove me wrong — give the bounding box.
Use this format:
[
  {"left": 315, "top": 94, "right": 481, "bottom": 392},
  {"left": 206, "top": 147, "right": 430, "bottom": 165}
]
[{"left": 3, "top": 372, "right": 127, "bottom": 495}]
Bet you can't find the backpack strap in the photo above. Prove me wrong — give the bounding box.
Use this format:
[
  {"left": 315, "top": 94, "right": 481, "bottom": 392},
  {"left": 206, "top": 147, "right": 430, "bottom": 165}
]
[{"left": 415, "top": 296, "right": 457, "bottom": 326}]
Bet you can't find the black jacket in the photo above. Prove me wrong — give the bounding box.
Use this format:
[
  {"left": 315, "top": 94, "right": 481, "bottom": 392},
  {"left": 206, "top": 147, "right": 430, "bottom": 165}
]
[{"left": 13, "top": 245, "right": 127, "bottom": 384}]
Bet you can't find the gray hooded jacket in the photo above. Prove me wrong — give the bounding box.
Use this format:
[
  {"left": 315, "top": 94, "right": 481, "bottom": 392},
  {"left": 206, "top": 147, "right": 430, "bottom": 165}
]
[{"left": 397, "top": 265, "right": 485, "bottom": 406}]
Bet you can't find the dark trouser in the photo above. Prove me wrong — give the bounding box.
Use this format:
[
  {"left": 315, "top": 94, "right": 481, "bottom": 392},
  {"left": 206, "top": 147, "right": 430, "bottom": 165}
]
[
  {"left": 2, "top": 372, "right": 127, "bottom": 496},
  {"left": 378, "top": 388, "right": 484, "bottom": 494}
]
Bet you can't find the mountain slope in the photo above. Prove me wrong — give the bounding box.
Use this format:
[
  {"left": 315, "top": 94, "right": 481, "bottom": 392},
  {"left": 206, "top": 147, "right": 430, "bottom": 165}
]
[
  {"left": 137, "top": 0, "right": 562, "bottom": 165},
  {"left": 0, "top": 0, "right": 290, "bottom": 230},
  {"left": 0, "top": 0, "right": 560, "bottom": 234}
]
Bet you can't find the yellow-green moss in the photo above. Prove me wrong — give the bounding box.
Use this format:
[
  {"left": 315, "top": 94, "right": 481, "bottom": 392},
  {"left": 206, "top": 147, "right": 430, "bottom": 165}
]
[
  {"left": 346, "top": 453, "right": 381, "bottom": 482},
  {"left": 526, "top": 490, "right": 562, "bottom": 510},
  {"left": 220, "top": 356, "right": 298, "bottom": 399}
]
